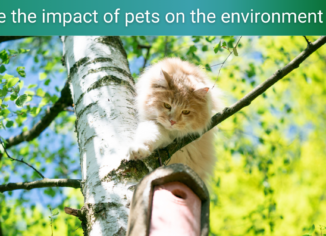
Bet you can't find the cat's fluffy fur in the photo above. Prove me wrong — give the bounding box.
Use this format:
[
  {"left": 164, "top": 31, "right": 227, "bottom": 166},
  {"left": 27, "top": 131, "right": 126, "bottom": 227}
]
[{"left": 128, "top": 58, "right": 223, "bottom": 182}]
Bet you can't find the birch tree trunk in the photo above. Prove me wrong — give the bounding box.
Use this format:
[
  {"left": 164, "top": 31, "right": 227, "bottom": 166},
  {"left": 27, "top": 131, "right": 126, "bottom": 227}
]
[{"left": 62, "top": 36, "right": 139, "bottom": 236}]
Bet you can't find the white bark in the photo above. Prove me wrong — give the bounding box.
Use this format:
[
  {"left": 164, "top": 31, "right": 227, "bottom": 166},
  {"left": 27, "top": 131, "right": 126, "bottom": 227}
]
[{"left": 62, "top": 36, "right": 138, "bottom": 236}]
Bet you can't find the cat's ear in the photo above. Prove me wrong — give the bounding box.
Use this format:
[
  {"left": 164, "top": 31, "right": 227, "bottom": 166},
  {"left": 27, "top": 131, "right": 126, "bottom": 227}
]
[
  {"left": 194, "top": 87, "right": 209, "bottom": 97},
  {"left": 156, "top": 69, "right": 170, "bottom": 88}
]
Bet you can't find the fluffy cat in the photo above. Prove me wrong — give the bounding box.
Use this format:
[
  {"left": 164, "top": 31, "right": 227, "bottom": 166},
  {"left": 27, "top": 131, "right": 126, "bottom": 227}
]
[{"left": 128, "top": 58, "right": 223, "bottom": 182}]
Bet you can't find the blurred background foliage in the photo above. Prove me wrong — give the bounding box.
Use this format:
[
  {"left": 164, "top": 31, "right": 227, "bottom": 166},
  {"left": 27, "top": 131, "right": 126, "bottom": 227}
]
[{"left": 0, "top": 36, "right": 325, "bottom": 236}]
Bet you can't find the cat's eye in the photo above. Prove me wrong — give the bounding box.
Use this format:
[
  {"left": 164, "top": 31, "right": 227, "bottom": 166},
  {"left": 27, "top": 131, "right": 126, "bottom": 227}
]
[
  {"left": 164, "top": 103, "right": 171, "bottom": 109},
  {"left": 182, "top": 110, "right": 190, "bottom": 115}
]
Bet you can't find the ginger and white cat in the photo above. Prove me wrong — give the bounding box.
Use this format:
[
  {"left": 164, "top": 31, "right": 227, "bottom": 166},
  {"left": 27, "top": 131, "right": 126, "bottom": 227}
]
[{"left": 128, "top": 58, "right": 223, "bottom": 182}]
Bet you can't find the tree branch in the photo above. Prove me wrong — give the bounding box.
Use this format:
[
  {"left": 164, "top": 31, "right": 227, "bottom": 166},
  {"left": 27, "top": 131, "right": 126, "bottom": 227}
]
[
  {"left": 211, "top": 36, "right": 242, "bottom": 87},
  {"left": 141, "top": 45, "right": 151, "bottom": 71},
  {"left": 108, "top": 36, "right": 326, "bottom": 179},
  {"left": 0, "top": 36, "right": 30, "bottom": 44},
  {"left": 164, "top": 36, "right": 169, "bottom": 57},
  {"left": 0, "top": 178, "right": 81, "bottom": 193},
  {"left": 0, "top": 138, "right": 44, "bottom": 178},
  {"left": 132, "top": 36, "right": 152, "bottom": 72},
  {"left": 4, "top": 82, "right": 73, "bottom": 149},
  {"left": 156, "top": 36, "right": 326, "bottom": 164},
  {"left": 303, "top": 36, "right": 312, "bottom": 47}
]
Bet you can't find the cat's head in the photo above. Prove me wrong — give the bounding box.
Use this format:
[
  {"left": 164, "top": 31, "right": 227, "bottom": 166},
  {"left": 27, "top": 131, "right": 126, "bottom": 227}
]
[{"left": 143, "top": 69, "right": 212, "bottom": 134}]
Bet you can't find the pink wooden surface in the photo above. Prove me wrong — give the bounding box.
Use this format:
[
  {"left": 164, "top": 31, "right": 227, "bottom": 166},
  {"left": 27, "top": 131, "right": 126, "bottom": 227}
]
[{"left": 149, "top": 182, "right": 201, "bottom": 236}]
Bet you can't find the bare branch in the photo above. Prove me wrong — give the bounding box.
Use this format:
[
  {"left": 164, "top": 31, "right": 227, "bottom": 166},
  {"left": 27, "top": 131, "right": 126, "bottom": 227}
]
[
  {"left": 0, "top": 178, "right": 81, "bottom": 193},
  {"left": 303, "top": 36, "right": 312, "bottom": 47},
  {"left": 212, "top": 36, "right": 242, "bottom": 88},
  {"left": 141, "top": 45, "right": 151, "bottom": 71},
  {"left": 64, "top": 207, "right": 81, "bottom": 217},
  {"left": 137, "top": 44, "right": 151, "bottom": 49},
  {"left": 164, "top": 36, "right": 169, "bottom": 57},
  {"left": 4, "top": 82, "right": 73, "bottom": 149},
  {"left": 0, "top": 36, "right": 30, "bottom": 44},
  {"left": 0, "top": 137, "right": 45, "bottom": 179}
]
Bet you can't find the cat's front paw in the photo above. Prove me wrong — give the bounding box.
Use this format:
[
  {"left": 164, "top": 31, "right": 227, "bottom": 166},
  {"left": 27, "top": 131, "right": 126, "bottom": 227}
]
[{"left": 128, "top": 142, "right": 153, "bottom": 160}]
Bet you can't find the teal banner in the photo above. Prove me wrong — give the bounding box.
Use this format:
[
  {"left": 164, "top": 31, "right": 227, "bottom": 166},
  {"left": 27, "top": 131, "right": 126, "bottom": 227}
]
[{"left": 0, "top": 0, "right": 325, "bottom": 35}]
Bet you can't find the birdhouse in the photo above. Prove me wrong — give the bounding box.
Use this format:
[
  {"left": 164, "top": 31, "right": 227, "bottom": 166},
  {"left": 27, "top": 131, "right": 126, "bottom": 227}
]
[{"left": 126, "top": 163, "right": 210, "bottom": 236}]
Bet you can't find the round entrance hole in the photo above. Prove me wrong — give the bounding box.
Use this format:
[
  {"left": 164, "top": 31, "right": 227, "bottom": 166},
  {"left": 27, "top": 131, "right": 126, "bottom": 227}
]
[{"left": 172, "top": 189, "right": 187, "bottom": 199}]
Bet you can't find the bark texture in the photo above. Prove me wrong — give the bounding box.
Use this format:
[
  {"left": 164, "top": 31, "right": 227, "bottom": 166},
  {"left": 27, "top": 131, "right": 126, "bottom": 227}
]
[{"left": 62, "top": 36, "right": 138, "bottom": 236}]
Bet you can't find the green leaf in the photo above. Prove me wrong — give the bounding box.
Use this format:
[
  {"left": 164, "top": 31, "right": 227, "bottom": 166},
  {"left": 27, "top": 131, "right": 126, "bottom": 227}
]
[
  {"left": 221, "top": 36, "right": 234, "bottom": 40},
  {"left": 188, "top": 45, "right": 197, "bottom": 53},
  {"left": 8, "top": 49, "right": 18, "bottom": 55},
  {"left": 233, "top": 47, "right": 238, "bottom": 56},
  {"left": 34, "top": 56, "right": 39, "bottom": 63},
  {"left": 0, "top": 88, "right": 8, "bottom": 97},
  {"left": 28, "top": 84, "right": 37, "bottom": 89},
  {"left": 18, "top": 80, "right": 24, "bottom": 90},
  {"left": 36, "top": 88, "right": 45, "bottom": 97},
  {"left": 7, "top": 77, "right": 19, "bottom": 88},
  {"left": 214, "top": 42, "right": 221, "bottom": 53},
  {"left": 192, "top": 36, "right": 201, "bottom": 43},
  {"left": 12, "top": 85, "right": 20, "bottom": 95},
  {"left": 0, "top": 99, "right": 2, "bottom": 106},
  {"left": 10, "top": 94, "right": 18, "bottom": 101},
  {"left": 50, "top": 95, "right": 58, "bottom": 103},
  {"left": 0, "top": 108, "right": 10, "bottom": 117},
  {"left": 25, "top": 90, "right": 35, "bottom": 95},
  {"left": 2, "top": 74, "right": 13, "bottom": 81},
  {"left": 0, "top": 50, "right": 9, "bottom": 64},
  {"left": 52, "top": 209, "right": 60, "bottom": 216},
  {"left": 205, "top": 36, "right": 215, "bottom": 42},
  {"left": 227, "top": 40, "right": 235, "bottom": 48},
  {"left": 18, "top": 48, "right": 30, "bottom": 54},
  {"left": 39, "top": 72, "right": 47, "bottom": 80},
  {"left": 5, "top": 120, "right": 14, "bottom": 128},
  {"left": 205, "top": 64, "right": 212, "bottom": 72},
  {"left": 246, "top": 63, "right": 256, "bottom": 78},
  {"left": 16, "top": 66, "right": 26, "bottom": 78},
  {"left": 15, "top": 94, "right": 28, "bottom": 107},
  {"left": 0, "top": 120, "right": 5, "bottom": 130},
  {"left": 30, "top": 107, "right": 41, "bottom": 116},
  {"left": 0, "top": 65, "right": 6, "bottom": 73},
  {"left": 44, "top": 79, "right": 51, "bottom": 86},
  {"left": 202, "top": 45, "right": 208, "bottom": 52}
]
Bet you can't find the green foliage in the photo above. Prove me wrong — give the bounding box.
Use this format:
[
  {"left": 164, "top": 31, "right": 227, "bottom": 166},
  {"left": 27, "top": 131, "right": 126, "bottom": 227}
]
[
  {"left": 1, "top": 36, "right": 79, "bottom": 235},
  {"left": 1, "top": 189, "right": 83, "bottom": 236},
  {"left": 1, "top": 36, "right": 326, "bottom": 236},
  {"left": 208, "top": 36, "right": 326, "bottom": 236}
]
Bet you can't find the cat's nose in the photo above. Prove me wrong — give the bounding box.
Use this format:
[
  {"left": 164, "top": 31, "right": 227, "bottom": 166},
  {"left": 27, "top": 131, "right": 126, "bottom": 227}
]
[{"left": 170, "top": 120, "right": 176, "bottom": 126}]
